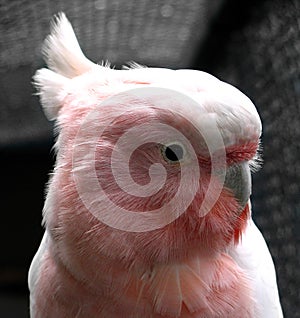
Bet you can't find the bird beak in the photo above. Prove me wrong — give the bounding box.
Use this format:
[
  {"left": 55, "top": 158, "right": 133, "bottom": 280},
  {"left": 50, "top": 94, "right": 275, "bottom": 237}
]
[{"left": 223, "top": 161, "right": 251, "bottom": 210}]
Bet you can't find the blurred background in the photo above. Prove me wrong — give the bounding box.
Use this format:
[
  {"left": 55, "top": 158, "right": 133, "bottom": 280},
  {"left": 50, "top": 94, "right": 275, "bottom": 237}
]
[{"left": 0, "top": 0, "right": 299, "bottom": 317}]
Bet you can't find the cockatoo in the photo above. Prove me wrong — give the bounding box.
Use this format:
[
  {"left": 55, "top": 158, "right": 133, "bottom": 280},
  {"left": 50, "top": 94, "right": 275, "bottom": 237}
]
[{"left": 28, "top": 13, "right": 283, "bottom": 318}]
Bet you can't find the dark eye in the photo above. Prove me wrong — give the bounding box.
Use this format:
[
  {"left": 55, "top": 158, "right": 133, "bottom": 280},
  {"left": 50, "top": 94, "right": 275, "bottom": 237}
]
[{"left": 162, "top": 143, "right": 185, "bottom": 163}]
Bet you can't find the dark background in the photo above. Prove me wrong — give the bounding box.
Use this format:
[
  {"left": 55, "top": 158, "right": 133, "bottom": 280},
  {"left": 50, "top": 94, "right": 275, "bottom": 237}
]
[{"left": 1, "top": 0, "right": 299, "bottom": 317}]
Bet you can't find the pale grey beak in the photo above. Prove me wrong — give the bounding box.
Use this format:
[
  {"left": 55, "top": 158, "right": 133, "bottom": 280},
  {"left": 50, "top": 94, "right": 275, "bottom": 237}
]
[{"left": 224, "top": 161, "right": 252, "bottom": 209}]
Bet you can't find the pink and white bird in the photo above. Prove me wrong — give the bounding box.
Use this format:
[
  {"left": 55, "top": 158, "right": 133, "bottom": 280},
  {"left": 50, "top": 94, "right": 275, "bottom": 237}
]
[{"left": 28, "top": 13, "right": 283, "bottom": 318}]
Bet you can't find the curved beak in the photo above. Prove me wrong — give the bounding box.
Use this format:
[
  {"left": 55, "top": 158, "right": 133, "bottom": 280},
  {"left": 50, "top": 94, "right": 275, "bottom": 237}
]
[{"left": 224, "top": 161, "right": 251, "bottom": 209}]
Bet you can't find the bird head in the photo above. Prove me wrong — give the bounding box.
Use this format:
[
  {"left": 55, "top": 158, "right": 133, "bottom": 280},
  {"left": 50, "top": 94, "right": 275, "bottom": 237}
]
[{"left": 35, "top": 14, "right": 262, "bottom": 275}]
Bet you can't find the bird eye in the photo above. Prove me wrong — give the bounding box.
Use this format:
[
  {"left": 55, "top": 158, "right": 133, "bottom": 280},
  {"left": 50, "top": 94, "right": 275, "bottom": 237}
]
[{"left": 161, "top": 143, "right": 185, "bottom": 163}]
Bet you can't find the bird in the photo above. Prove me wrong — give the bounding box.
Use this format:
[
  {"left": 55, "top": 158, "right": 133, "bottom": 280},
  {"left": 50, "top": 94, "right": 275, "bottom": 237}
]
[{"left": 28, "top": 13, "right": 283, "bottom": 318}]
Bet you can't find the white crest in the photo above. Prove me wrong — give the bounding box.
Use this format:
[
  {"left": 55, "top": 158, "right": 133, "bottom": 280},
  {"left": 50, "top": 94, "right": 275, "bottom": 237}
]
[{"left": 33, "top": 13, "right": 96, "bottom": 120}]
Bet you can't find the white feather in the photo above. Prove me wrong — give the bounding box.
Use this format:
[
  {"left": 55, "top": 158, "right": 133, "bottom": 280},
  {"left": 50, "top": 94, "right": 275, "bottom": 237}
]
[
  {"left": 33, "top": 13, "right": 101, "bottom": 120},
  {"left": 33, "top": 68, "right": 68, "bottom": 120},
  {"left": 230, "top": 218, "right": 283, "bottom": 318},
  {"left": 28, "top": 231, "right": 50, "bottom": 317},
  {"left": 43, "top": 12, "right": 96, "bottom": 78}
]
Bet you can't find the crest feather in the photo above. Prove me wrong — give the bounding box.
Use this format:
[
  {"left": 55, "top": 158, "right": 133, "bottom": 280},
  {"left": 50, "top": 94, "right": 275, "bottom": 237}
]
[
  {"left": 33, "top": 68, "right": 68, "bottom": 120},
  {"left": 34, "top": 13, "right": 97, "bottom": 120},
  {"left": 42, "top": 12, "right": 96, "bottom": 78}
]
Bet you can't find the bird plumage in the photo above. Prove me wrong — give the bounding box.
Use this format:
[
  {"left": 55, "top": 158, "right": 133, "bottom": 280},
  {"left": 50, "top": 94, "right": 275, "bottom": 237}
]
[{"left": 29, "top": 13, "right": 283, "bottom": 318}]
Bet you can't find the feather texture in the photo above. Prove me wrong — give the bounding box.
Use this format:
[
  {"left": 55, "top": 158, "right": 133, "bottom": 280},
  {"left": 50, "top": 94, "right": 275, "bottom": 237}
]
[
  {"left": 42, "top": 12, "right": 96, "bottom": 78},
  {"left": 29, "top": 13, "right": 283, "bottom": 318}
]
